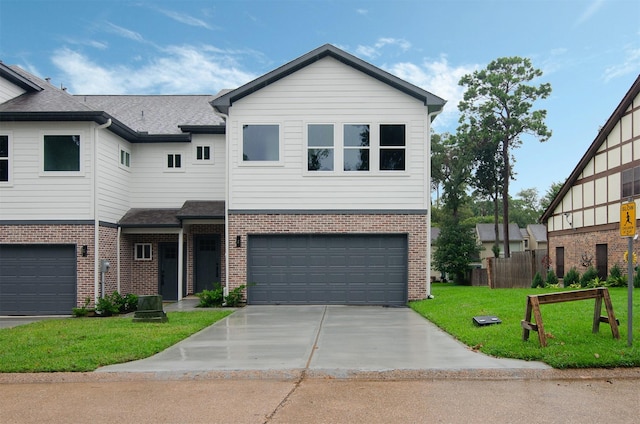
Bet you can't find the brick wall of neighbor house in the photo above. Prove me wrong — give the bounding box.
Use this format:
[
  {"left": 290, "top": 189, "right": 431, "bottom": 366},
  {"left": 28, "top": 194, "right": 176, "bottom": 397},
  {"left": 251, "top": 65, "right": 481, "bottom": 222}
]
[
  {"left": 98, "top": 225, "right": 119, "bottom": 296},
  {"left": 0, "top": 223, "right": 95, "bottom": 306},
  {"left": 186, "top": 224, "right": 226, "bottom": 293},
  {"left": 228, "top": 213, "right": 428, "bottom": 300},
  {"left": 549, "top": 226, "right": 633, "bottom": 276}
]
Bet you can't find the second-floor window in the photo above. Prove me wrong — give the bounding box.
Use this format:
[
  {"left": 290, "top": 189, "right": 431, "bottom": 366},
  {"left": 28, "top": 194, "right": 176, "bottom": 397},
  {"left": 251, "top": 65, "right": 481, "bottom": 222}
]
[
  {"left": 119, "top": 147, "right": 131, "bottom": 169},
  {"left": 196, "top": 145, "right": 211, "bottom": 161},
  {"left": 343, "top": 124, "right": 369, "bottom": 171},
  {"left": 242, "top": 124, "right": 280, "bottom": 162},
  {"left": 0, "top": 135, "right": 8, "bottom": 182},
  {"left": 379, "top": 124, "right": 405, "bottom": 171},
  {"left": 167, "top": 153, "right": 182, "bottom": 169},
  {"left": 43, "top": 135, "right": 80, "bottom": 172},
  {"left": 307, "top": 124, "right": 334, "bottom": 171},
  {"left": 622, "top": 166, "right": 640, "bottom": 198}
]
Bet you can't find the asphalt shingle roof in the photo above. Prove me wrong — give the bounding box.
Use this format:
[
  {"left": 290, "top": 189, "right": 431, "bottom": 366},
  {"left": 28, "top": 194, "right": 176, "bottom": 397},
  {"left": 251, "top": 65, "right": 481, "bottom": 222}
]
[{"left": 476, "top": 223, "right": 523, "bottom": 242}]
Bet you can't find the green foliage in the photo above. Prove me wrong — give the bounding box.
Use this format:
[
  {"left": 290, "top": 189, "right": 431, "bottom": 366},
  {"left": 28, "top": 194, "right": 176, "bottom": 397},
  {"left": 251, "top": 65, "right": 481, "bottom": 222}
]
[
  {"left": 580, "top": 266, "right": 599, "bottom": 288},
  {"left": 72, "top": 297, "right": 93, "bottom": 317},
  {"left": 95, "top": 292, "right": 138, "bottom": 316},
  {"left": 531, "top": 271, "right": 545, "bottom": 288},
  {"left": 545, "top": 269, "right": 558, "bottom": 286},
  {"left": 196, "top": 284, "right": 224, "bottom": 307},
  {"left": 224, "top": 285, "right": 247, "bottom": 307},
  {"left": 433, "top": 218, "right": 479, "bottom": 284},
  {"left": 607, "top": 263, "right": 627, "bottom": 287},
  {"left": 563, "top": 267, "right": 580, "bottom": 287},
  {"left": 635, "top": 270, "right": 640, "bottom": 289}
]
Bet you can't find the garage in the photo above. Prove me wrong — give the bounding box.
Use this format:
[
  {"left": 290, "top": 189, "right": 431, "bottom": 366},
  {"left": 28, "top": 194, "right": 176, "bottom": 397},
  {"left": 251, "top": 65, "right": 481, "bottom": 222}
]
[
  {"left": 0, "top": 244, "right": 77, "bottom": 315},
  {"left": 247, "top": 234, "right": 408, "bottom": 306}
]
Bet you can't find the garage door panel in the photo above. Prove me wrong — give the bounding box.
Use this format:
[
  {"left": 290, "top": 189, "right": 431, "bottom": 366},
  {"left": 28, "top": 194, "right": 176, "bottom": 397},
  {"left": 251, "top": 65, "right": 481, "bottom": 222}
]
[
  {"left": 247, "top": 235, "right": 407, "bottom": 306},
  {"left": 0, "top": 244, "right": 77, "bottom": 315}
]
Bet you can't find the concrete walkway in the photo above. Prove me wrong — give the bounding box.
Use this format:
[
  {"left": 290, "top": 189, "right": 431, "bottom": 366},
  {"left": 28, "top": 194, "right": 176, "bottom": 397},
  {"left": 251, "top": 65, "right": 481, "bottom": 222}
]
[{"left": 97, "top": 305, "right": 549, "bottom": 374}]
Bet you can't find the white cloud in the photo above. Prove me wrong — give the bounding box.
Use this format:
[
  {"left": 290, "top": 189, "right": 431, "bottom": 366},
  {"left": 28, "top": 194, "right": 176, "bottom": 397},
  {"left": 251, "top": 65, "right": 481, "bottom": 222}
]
[
  {"left": 603, "top": 44, "right": 640, "bottom": 82},
  {"left": 356, "top": 38, "right": 412, "bottom": 59},
  {"left": 385, "top": 55, "right": 478, "bottom": 132},
  {"left": 104, "top": 22, "right": 145, "bottom": 43},
  {"left": 574, "top": 0, "right": 606, "bottom": 27},
  {"left": 155, "top": 8, "right": 215, "bottom": 30},
  {"left": 51, "top": 46, "right": 257, "bottom": 94},
  {"left": 356, "top": 9, "right": 368, "bottom": 15}
]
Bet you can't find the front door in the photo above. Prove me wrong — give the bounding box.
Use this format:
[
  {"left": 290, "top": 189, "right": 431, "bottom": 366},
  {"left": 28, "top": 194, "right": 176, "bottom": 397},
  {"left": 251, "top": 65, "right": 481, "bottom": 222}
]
[
  {"left": 596, "top": 244, "right": 608, "bottom": 279},
  {"left": 159, "top": 242, "right": 178, "bottom": 301},
  {"left": 194, "top": 235, "right": 221, "bottom": 293},
  {"left": 555, "top": 247, "right": 564, "bottom": 278}
]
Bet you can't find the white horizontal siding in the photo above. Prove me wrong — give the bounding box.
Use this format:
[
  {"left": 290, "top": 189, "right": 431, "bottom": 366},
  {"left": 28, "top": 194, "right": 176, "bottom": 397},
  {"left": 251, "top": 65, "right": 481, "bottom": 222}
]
[
  {"left": 0, "top": 77, "right": 26, "bottom": 103},
  {"left": 97, "top": 130, "right": 131, "bottom": 223},
  {"left": 0, "top": 122, "right": 94, "bottom": 220},
  {"left": 130, "top": 134, "right": 226, "bottom": 208},
  {"left": 227, "top": 57, "right": 430, "bottom": 211}
]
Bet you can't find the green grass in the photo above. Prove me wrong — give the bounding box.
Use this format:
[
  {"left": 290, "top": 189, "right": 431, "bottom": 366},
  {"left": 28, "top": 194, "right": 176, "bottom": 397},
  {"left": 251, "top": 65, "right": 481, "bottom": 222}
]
[
  {"left": 410, "top": 284, "right": 640, "bottom": 368},
  {"left": 0, "top": 310, "right": 232, "bottom": 372}
]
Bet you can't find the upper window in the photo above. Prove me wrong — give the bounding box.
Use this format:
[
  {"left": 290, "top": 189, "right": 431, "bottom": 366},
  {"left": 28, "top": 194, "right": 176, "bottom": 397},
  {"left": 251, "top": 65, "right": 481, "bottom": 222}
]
[
  {"left": 0, "top": 135, "right": 8, "bottom": 183},
  {"left": 379, "top": 124, "right": 406, "bottom": 171},
  {"left": 343, "top": 124, "right": 369, "bottom": 171},
  {"left": 196, "top": 145, "right": 211, "bottom": 161},
  {"left": 44, "top": 135, "right": 80, "bottom": 172},
  {"left": 119, "top": 146, "right": 131, "bottom": 169},
  {"left": 242, "top": 124, "right": 279, "bottom": 162},
  {"left": 622, "top": 166, "right": 640, "bottom": 198},
  {"left": 167, "top": 153, "right": 182, "bottom": 169},
  {"left": 307, "top": 124, "right": 334, "bottom": 171}
]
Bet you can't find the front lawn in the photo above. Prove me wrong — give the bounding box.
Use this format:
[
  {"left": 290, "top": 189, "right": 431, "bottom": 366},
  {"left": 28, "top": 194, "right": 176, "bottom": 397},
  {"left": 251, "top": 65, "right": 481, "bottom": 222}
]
[
  {"left": 0, "top": 310, "right": 232, "bottom": 372},
  {"left": 410, "top": 284, "right": 640, "bottom": 369}
]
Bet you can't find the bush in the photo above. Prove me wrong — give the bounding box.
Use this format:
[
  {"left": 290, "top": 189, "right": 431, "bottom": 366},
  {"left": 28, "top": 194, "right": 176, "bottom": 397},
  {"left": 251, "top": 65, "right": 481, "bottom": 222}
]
[
  {"left": 224, "top": 285, "right": 246, "bottom": 307},
  {"left": 580, "top": 266, "right": 598, "bottom": 288},
  {"left": 196, "top": 284, "right": 224, "bottom": 307},
  {"left": 531, "top": 271, "right": 545, "bottom": 288},
  {"left": 563, "top": 267, "right": 580, "bottom": 287},
  {"left": 95, "top": 291, "right": 138, "bottom": 316},
  {"left": 635, "top": 270, "right": 640, "bottom": 288},
  {"left": 72, "top": 297, "right": 93, "bottom": 317},
  {"left": 545, "top": 270, "right": 559, "bottom": 286}
]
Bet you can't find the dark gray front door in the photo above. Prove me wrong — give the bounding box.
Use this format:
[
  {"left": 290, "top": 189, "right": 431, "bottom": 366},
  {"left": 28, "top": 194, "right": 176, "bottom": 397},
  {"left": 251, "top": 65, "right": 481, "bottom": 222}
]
[
  {"left": 596, "top": 244, "right": 608, "bottom": 279},
  {"left": 556, "top": 247, "right": 564, "bottom": 278},
  {"left": 195, "top": 235, "right": 221, "bottom": 293},
  {"left": 247, "top": 234, "right": 408, "bottom": 306},
  {"left": 159, "top": 242, "right": 178, "bottom": 301},
  {"left": 0, "top": 244, "right": 76, "bottom": 315}
]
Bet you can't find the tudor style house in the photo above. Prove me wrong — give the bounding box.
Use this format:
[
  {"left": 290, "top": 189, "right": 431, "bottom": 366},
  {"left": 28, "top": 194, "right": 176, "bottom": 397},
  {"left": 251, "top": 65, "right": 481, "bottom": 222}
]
[
  {"left": 0, "top": 44, "right": 446, "bottom": 315},
  {"left": 541, "top": 74, "right": 640, "bottom": 279}
]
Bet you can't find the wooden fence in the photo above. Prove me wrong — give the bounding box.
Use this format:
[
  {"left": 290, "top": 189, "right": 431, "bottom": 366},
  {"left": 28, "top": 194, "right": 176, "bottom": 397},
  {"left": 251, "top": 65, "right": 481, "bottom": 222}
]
[{"left": 486, "top": 249, "right": 548, "bottom": 289}]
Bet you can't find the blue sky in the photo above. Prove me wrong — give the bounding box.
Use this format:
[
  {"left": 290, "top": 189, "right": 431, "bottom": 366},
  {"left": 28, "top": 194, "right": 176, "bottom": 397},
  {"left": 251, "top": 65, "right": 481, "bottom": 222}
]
[{"left": 1, "top": 0, "right": 639, "bottom": 200}]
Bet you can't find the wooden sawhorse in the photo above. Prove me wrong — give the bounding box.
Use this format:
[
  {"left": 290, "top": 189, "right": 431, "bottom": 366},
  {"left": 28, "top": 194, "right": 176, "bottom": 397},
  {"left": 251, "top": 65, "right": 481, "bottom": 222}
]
[{"left": 521, "top": 288, "right": 620, "bottom": 347}]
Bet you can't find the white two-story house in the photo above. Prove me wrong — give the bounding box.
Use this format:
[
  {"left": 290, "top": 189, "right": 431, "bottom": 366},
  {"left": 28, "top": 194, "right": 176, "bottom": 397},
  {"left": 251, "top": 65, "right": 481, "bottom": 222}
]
[{"left": 0, "top": 44, "right": 445, "bottom": 314}]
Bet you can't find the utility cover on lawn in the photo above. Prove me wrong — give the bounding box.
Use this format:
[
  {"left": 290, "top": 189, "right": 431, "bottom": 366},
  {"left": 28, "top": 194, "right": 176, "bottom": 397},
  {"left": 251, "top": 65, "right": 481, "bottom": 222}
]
[{"left": 473, "top": 315, "right": 501, "bottom": 326}]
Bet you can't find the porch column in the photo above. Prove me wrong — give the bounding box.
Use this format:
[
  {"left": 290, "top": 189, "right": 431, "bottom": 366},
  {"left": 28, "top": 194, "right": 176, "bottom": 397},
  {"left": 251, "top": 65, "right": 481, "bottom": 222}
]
[{"left": 178, "top": 228, "right": 184, "bottom": 301}]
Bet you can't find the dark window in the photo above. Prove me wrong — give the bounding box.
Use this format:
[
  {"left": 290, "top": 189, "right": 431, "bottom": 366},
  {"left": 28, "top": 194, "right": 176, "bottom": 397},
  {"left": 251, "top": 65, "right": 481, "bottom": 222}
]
[
  {"left": 44, "top": 135, "right": 80, "bottom": 171},
  {"left": 622, "top": 166, "right": 640, "bottom": 198},
  {"left": 380, "top": 124, "right": 406, "bottom": 171},
  {"left": 243, "top": 124, "right": 279, "bottom": 161},
  {"left": 197, "top": 146, "right": 211, "bottom": 160},
  {"left": 135, "top": 243, "right": 152, "bottom": 260},
  {"left": 0, "top": 135, "right": 8, "bottom": 182},
  {"left": 308, "top": 124, "right": 334, "bottom": 171},
  {"left": 344, "top": 124, "right": 369, "bottom": 171},
  {"left": 120, "top": 149, "right": 130, "bottom": 167},
  {"left": 168, "top": 154, "right": 182, "bottom": 168}
]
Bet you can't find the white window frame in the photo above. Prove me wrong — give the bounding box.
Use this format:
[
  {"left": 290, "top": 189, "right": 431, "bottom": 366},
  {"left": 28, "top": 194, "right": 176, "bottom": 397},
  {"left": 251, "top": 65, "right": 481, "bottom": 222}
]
[
  {"left": 134, "top": 243, "right": 152, "bottom": 261},
  {"left": 306, "top": 123, "right": 335, "bottom": 172},
  {"left": 240, "top": 123, "right": 283, "bottom": 166},
  {"left": 165, "top": 152, "right": 184, "bottom": 172},
  {"left": 0, "top": 132, "right": 12, "bottom": 186},
  {"left": 194, "top": 144, "right": 213, "bottom": 164},
  {"left": 118, "top": 145, "right": 131, "bottom": 170},
  {"left": 40, "top": 131, "right": 85, "bottom": 177},
  {"left": 343, "top": 123, "right": 371, "bottom": 172},
  {"left": 379, "top": 123, "right": 407, "bottom": 172}
]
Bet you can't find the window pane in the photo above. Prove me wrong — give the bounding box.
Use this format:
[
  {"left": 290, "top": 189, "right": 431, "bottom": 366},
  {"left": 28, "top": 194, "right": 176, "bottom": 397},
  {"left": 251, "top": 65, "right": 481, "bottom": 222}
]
[
  {"left": 204, "top": 146, "right": 210, "bottom": 160},
  {"left": 380, "top": 149, "right": 405, "bottom": 171},
  {"left": 308, "top": 124, "right": 334, "bottom": 147},
  {"left": 344, "top": 125, "right": 369, "bottom": 147},
  {"left": 197, "top": 146, "right": 203, "bottom": 160},
  {"left": 380, "top": 125, "right": 405, "bottom": 146},
  {"left": 622, "top": 168, "right": 633, "bottom": 198},
  {"left": 168, "top": 155, "right": 174, "bottom": 168},
  {"left": 44, "top": 135, "right": 80, "bottom": 171},
  {"left": 243, "top": 124, "right": 279, "bottom": 161},
  {"left": 308, "top": 148, "right": 334, "bottom": 171},
  {"left": 0, "top": 160, "right": 7, "bottom": 182},
  {"left": 344, "top": 149, "right": 369, "bottom": 171},
  {"left": 634, "top": 167, "right": 640, "bottom": 196},
  {"left": 0, "top": 135, "right": 8, "bottom": 157},
  {"left": 125, "top": 152, "right": 130, "bottom": 167},
  {"left": 175, "top": 154, "right": 181, "bottom": 168}
]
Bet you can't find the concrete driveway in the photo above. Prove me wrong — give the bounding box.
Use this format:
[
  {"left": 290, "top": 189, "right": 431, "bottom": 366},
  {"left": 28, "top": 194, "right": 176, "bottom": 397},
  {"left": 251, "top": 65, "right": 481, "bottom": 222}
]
[{"left": 97, "top": 305, "right": 549, "bottom": 374}]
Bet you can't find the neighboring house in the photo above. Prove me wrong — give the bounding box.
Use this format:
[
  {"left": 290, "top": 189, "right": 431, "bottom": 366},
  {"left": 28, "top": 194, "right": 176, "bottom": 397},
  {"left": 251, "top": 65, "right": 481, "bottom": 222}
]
[
  {"left": 525, "top": 224, "right": 548, "bottom": 251},
  {"left": 541, "top": 74, "right": 640, "bottom": 280},
  {"left": 475, "top": 223, "right": 524, "bottom": 268},
  {"left": 0, "top": 44, "right": 446, "bottom": 314}
]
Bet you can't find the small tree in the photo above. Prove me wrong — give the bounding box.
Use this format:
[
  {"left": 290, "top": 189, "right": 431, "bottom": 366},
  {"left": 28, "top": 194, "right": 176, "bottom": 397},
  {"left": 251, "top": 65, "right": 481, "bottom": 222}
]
[{"left": 433, "top": 217, "right": 479, "bottom": 284}]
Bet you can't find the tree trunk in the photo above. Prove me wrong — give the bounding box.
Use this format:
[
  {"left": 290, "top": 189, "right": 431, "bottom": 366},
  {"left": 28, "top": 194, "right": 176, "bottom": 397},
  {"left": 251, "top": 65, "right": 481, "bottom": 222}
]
[{"left": 502, "top": 137, "right": 511, "bottom": 258}]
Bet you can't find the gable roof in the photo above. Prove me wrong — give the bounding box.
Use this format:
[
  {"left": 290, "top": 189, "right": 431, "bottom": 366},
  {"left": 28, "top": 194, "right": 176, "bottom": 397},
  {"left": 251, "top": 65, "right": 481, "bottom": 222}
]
[
  {"left": 212, "top": 44, "right": 446, "bottom": 116},
  {"left": 527, "top": 224, "right": 547, "bottom": 242},
  {"left": 540, "top": 74, "right": 640, "bottom": 223},
  {"left": 0, "top": 62, "right": 43, "bottom": 92},
  {"left": 476, "top": 223, "right": 523, "bottom": 242}
]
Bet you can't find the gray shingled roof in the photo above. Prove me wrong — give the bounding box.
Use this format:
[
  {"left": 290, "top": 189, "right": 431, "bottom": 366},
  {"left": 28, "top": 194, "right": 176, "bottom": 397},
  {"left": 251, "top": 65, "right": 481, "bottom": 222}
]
[
  {"left": 119, "top": 201, "right": 226, "bottom": 227},
  {"left": 77, "top": 95, "right": 223, "bottom": 135},
  {"left": 476, "top": 223, "right": 523, "bottom": 242},
  {"left": 176, "top": 201, "right": 225, "bottom": 219},
  {"left": 527, "top": 224, "right": 547, "bottom": 242}
]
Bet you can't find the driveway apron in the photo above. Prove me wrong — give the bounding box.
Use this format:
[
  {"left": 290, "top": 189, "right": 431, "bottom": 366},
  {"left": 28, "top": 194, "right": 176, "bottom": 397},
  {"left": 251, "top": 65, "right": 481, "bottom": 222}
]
[{"left": 97, "top": 305, "right": 549, "bottom": 373}]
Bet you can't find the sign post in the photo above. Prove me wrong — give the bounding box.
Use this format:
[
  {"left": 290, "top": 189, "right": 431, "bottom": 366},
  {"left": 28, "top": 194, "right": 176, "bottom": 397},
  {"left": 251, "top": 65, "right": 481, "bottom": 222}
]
[{"left": 620, "top": 201, "right": 636, "bottom": 347}]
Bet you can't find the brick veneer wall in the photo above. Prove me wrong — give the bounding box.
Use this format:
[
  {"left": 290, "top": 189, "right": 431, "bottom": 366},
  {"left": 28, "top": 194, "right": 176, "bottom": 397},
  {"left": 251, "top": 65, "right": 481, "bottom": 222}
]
[
  {"left": 98, "top": 225, "right": 118, "bottom": 297},
  {"left": 548, "top": 226, "right": 636, "bottom": 277},
  {"left": 0, "top": 223, "right": 94, "bottom": 307},
  {"left": 228, "top": 213, "right": 428, "bottom": 301}
]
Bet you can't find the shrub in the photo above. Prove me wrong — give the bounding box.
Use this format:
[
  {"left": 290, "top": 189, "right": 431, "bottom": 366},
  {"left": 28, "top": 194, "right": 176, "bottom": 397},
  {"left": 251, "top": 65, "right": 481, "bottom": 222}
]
[
  {"left": 96, "top": 293, "right": 120, "bottom": 316},
  {"left": 545, "top": 269, "right": 558, "bottom": 286},
  {"left": 580, "top": 266, "right": 598, "bottom": 288},
  {"left": 563, "top": 267, "right": 580, "bottom": 287},
  {"left": 531, "top": 271, "right": 545, "bottom": 288},
  {"left": 635, "top": 270, "right": 640, "bottom": 288},
  {"left": 224, "top": 285, "right": 246, "bottom": 307},
  {"left": 119, "top": 293, "right": 138, "bottom": 313},
  {"left": 196, "top": 284, "right": 224, "bottom": 307},
  {"left": 72, "top": 297, "right": 93, "bottom": 317}
]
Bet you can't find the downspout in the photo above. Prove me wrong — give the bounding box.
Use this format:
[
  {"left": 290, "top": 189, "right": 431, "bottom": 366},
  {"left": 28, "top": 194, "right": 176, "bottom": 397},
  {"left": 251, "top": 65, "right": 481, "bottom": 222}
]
[
  {"left": 116, "top": 226, "right": 121, "bottom": 293},
  {"left": 213, "top": 109, "right": 230, "bottom": 298},
  {"left": 426, "top": 110, "right": 442, "bottom": 299},
  {"left": 94, "top": 119, "right": 112, "bottom": 302}
]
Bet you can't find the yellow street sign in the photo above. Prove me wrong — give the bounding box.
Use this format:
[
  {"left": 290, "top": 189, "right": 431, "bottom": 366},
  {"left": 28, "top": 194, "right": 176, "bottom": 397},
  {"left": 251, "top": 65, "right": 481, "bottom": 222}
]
[{"left": 620, "top": 202, "right": 636, "bottom": 237}]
